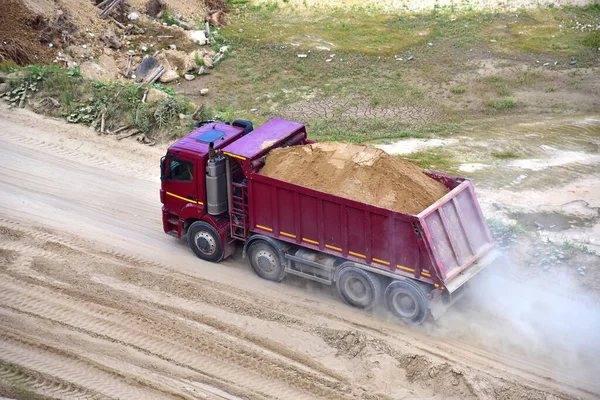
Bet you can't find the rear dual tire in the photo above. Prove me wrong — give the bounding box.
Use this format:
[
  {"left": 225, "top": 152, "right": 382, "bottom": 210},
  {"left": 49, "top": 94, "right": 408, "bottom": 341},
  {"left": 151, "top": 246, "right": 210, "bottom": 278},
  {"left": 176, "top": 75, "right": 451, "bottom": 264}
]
[
  {"left": 247, "top": 241, "right": 286, "bottom": 282},
  {"left": 384, "top": 280, "right": 429, "bottom": 325},
  {"left": 336, "top": 267, "right": 382, "bottom": 311}
]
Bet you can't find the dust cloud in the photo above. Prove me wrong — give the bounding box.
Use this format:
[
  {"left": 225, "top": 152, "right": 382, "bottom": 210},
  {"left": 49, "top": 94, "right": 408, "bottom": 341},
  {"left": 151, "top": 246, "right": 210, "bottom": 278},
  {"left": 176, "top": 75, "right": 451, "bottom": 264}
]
[{"left": 433, "top": 256, "right": 600, "bottom": 384}]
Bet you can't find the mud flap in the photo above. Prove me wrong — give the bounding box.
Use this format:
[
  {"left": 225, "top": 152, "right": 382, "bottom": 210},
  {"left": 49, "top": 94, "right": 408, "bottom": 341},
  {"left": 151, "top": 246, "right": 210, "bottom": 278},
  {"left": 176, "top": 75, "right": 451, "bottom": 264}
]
[{"left": 429, "top": 285, "right": 467, "bottom": 320}]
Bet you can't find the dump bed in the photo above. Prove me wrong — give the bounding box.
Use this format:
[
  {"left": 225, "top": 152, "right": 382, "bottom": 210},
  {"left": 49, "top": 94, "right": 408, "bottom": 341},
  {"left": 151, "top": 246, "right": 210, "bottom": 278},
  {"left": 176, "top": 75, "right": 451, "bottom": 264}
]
[{"left": 247, "top": 170, "right": 495, "bottom": 291}]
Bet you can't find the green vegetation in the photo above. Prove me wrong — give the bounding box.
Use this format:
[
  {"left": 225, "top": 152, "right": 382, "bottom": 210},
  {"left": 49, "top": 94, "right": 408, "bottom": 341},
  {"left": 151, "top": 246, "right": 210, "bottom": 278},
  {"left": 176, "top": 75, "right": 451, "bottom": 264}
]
[
  {"left": 450, "top": 86, "right": 466, "bottom": 94},
  {"left": 400, "top": 149, "right": 455, "bottom": 171},
  {"left": 562, "top": 240, "right": 598, "bottom": 256},
  {"left": 491, "top": 151, "right": 520, "bottom": 159},
  {"left": 488, "top": 98, "right": 516, "bottom": 110},
  {"left": 194, "top": 51, "right": 204, "bottom": 66},
  {"left": 0, "top": 60, "right": 18, "bottom": 72},
  {"left": 1, "top": 65, "right": 204, "bottom": 140},
  {"left": 151, "top": 83, "right": 178, "bottom": 95}
]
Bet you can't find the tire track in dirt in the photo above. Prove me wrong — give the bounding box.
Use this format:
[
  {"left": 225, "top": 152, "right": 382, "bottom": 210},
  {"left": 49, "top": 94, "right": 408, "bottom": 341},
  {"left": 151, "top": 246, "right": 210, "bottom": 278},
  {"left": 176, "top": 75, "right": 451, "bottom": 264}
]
[
  {"left": 0, "top": 218, "right": 590, "bottom": 399},
  {"left": 0, "top": 275, "right": 348, "bottom": 400},
  {"left": 0, "top": 360, "right": 104, "bottom": 400},
  {"left": 0, "top": 131, "right": 154, "bottom": 181},
  {"left": 0, "top": 336, "right": 161, "bottom": 400}
]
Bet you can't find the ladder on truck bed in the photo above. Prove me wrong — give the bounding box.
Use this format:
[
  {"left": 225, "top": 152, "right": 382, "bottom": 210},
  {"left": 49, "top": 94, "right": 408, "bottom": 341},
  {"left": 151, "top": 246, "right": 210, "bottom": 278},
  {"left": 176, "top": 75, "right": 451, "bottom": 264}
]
[{"left": 230, "top": 182, "right": 248, "bottom": 241}]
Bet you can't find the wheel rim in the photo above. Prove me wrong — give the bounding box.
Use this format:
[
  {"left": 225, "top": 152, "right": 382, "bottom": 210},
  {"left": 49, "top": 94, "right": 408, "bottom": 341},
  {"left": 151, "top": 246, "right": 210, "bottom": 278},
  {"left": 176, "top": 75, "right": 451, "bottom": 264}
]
[
  {"left": 344, "top": 276, "right": 369, "bottom": 304},
  {"left": 255, "top": 249, "right": 277, "bottom": 274},
  {"left": 195, "top": 231, "right": 216, "bottom": 255},
  {"left": 391, "top": 291, "right": 418, "bottom": 319}
]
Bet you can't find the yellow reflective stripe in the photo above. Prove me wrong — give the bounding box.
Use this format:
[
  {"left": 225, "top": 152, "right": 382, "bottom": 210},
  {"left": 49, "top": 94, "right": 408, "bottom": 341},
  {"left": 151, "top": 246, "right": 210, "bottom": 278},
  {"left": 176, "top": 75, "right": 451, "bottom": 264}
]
[
  {"left": 325, "top": 244, "right": 342, "bottom": 251},
  {"left": 349, "top": 251, "right": 366, "bottom": 258},
  {"left": 256, "top": 224, "right": 272, "bottom": 232},
  {"left": 280, "top": 231, "right": 296, "bottom": 238},
  {"left": 373, "top": 258, "right": 390, "bottom": 266},
  {"left": 421, "top": 271, "right": 431, "bottom": 277},
  {"left": 223, "top": 151, "right": 246, "bottom": 160},
  {"left": 397, "top": 265, "right": 415, "bottom": 273},
  {"left": 302, "top": 237, "right": 319, "bottom": 245},
  {"left": 166, "top": 191, "right": 204, "bottom": 205}
]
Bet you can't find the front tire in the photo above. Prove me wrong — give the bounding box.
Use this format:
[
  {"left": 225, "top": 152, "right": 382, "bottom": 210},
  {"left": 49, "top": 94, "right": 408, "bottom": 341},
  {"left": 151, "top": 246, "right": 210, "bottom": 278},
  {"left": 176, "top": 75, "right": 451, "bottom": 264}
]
[
  {"left": 336, "top": 267, "right": 381, "bottom": 311},
  {"left": 188, "top": 221, "right": 224, "bottom": 262},
  {"left": 384, "top": 280, "right": 429, "bottom": 325},
  {"left": 247, "top": 241, "right": 286, "bottom": 282}
]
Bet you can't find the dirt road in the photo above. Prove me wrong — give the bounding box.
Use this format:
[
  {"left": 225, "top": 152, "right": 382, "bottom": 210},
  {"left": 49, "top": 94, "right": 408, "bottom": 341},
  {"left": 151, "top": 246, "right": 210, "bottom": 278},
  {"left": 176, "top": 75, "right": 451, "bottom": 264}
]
[{"left": 1, "top": 104, "right": 599, "bottom": 400}]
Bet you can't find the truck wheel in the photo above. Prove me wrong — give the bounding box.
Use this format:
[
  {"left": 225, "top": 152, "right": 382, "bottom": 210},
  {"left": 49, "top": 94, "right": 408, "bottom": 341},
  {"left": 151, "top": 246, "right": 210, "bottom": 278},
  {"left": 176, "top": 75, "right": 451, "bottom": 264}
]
[
  {"left": 188, "top": 221, "right": 224, "bottom": 262},
  {"left": 336, "top": 267, "right": 381, "bottom": 311},
  {"left": 384, "top": 280, "right": 429, "bottom": 325},
  {"left": 248, "top": 241, "right": 286, "bottom": 282}
]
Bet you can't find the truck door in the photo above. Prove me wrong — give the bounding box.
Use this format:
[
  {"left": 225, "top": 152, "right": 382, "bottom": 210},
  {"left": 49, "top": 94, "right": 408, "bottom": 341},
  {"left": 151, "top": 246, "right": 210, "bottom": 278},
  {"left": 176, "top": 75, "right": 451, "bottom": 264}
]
[{"left": 163, "top": 155, "right": 199, "bottom": 214}]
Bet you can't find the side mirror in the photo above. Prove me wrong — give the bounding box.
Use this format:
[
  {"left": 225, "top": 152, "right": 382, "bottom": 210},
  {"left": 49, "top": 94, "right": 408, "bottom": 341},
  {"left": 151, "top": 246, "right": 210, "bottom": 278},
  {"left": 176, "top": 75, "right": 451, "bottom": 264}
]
[{"left": 160, "top": 156, "right": 166, "bottom": 181}]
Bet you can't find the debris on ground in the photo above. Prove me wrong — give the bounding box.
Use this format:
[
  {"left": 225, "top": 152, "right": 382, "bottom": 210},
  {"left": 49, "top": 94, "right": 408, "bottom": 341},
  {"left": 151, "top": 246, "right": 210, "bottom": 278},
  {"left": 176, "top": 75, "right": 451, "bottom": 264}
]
[
  {"left": 260, "top": 143, "right": 450, "bottom": 214},
  {"left": 1, "top": 0, "right": 229, "bottom": 92}
]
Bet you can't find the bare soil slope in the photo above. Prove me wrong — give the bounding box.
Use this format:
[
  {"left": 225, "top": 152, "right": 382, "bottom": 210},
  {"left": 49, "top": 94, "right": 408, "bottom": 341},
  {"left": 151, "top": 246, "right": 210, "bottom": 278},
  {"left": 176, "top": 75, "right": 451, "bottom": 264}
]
[{"left": 260, "top": 142, "right": 449, "bottom": 214}]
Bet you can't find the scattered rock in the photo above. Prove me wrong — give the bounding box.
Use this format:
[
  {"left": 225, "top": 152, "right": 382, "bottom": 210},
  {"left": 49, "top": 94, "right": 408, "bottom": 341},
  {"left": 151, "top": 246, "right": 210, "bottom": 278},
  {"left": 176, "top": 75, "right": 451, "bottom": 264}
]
[
  {"left": 407, "top": 56, "right": 414, "bottom": 61},
  {"left": 146, "top": 87, "right": 169, "bottom": 103},
  {"left": 250, "top": 108, "right": 257, "bottom": 112},
  {"left": 489, "top": 39, "right": 497, "bottom": 43},
  {"left": 204, "top": 10, "right": 226, "bottom": 27},
  {"left": 325, "top": 59, "right": 332, "bottom": 62},
  {"left": 159, "top": 69, "right": 179, "bottom": 83},
  {"left": 184, "top": 74, "right": 195, "bottom": 81},
  {"left": 570, "top": 59, "right": 577, "bottom": 65},
  {"left": 188, "top": 30, "right": 208, "bottom": 45},
  {"left": 164, "top": 49, "right": 195, "bottom": 72},
  {"left": 298, "top": 54, "right": 308, "bottom": 58},
  {"left": 197, "top": 66, "right": 207, "bottom": 75},
  {"left": 169, "top": 44, "right": 177, "bottom": 50},
  {"left": 543, "top": 62, "right": 549, "bottom": 66},
  {"left": 134, "top": 55, "right": 161, "bottom": 79},
  {"left": 0, "top": 83, "right": 7, "bottom": 94},
  {"left": 219, "top": 46, "right": 229, "bottom": 53},
  {"left": 100, "top": 30, "right": 122, "bottom": 49},
  {"left": 80, "top": 54, "right": 119, "bottom": 81},
  {"left": 427, "top": 42, "right": 433, "bottom": 47},
  {"left": 200, "top": 88, "right": 209, "bottom": 96},
  {"left": 146, "top": 0, "right": 166, "bottom": 17},
  {"left": 239, "top": 28, "right": 244, "bottom": 33},
  {"left": 128, "top": 11, "right": 139, "bottom": 21}
]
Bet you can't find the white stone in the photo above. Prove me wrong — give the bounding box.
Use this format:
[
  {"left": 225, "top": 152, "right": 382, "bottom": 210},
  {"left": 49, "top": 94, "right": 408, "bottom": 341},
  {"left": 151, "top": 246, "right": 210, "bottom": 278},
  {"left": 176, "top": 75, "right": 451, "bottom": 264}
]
[
  {"left": 200, "top": 88, "right": 209, "bottom": 96},
  {"left": 188, "top": 30, "right": 208, "bottom": 45}
]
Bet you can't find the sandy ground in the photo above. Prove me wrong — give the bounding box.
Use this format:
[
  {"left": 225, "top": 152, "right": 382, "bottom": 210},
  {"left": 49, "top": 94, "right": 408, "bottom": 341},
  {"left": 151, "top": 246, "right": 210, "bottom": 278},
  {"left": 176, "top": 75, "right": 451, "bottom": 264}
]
[{"left": 1, "top": 104, "right": 600, "bottom": 399}]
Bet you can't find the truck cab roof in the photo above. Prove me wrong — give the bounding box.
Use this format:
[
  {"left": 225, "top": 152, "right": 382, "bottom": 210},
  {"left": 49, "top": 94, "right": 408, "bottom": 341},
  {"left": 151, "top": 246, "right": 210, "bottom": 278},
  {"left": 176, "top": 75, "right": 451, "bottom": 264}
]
[{"left": 167, "top": 122, "right": 246, "bottom": 158}]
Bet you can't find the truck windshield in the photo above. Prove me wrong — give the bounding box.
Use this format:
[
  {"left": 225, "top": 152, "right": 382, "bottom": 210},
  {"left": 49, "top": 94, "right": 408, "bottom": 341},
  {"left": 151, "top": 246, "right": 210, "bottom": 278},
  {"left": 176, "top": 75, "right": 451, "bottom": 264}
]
[{"left": 168, "top": 157, "right": 194, "bottom": 181}]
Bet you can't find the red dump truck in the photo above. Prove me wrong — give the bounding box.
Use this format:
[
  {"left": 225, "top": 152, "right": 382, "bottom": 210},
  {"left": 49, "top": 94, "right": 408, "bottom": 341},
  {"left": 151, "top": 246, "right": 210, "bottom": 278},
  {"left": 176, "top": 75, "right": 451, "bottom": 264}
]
[{"left": 160, "top": 118, "right": 498, "bottom": 324}]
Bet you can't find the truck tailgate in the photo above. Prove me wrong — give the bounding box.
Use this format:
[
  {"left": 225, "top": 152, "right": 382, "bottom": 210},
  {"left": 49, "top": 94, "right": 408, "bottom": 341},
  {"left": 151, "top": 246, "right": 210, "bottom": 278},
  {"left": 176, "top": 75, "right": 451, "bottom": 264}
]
[{"left": 418, "top": 179, "right": 496, "bottom": 292}]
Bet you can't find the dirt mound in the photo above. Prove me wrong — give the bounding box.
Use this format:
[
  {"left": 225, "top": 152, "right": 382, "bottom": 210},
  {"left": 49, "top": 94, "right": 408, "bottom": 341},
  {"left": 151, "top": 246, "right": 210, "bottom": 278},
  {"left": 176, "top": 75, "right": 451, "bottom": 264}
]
[{"left": 260, "top": 142, "right": 449, "bottom": 215}]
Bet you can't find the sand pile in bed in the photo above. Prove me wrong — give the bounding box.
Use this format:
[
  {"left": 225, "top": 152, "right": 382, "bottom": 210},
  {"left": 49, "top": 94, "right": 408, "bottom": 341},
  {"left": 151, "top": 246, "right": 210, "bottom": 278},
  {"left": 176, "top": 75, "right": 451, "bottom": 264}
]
[{"left": 259, "top": 142, "right": 450, "bottom": 215}]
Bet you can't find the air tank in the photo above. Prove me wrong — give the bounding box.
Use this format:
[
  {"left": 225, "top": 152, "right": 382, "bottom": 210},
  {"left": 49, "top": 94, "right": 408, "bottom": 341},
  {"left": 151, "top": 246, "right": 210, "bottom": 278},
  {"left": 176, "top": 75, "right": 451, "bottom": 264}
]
[{"left": 206, "top": 151, "right": 228, "bottom": 215}]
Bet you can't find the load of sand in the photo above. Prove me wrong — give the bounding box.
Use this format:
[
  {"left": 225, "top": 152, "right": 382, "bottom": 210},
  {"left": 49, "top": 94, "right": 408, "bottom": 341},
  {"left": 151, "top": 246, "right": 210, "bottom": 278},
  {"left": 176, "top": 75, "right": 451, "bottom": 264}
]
[{"left": 259, "top": 142, "right": 450, "bottom": 215}]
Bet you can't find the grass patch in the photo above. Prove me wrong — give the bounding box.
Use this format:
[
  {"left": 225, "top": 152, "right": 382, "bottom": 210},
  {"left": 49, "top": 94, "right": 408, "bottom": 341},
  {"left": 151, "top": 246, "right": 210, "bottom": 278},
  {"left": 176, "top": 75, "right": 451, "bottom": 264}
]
[
  {"left": 450, "top": 85, "right": 466, "bottom": 94},
  {"left": 491, "top": 151, "right": 519, "bottom": 159},
  {"left": 400, "top": 149, "right": 455, "bottom": 171},
  {"left": 562, "top": 240, "right": 598, "bottom": 256},
  {"left": 488, "top": 98, "right": 516, "bottom": 110}
]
